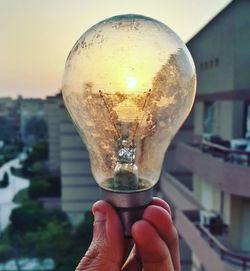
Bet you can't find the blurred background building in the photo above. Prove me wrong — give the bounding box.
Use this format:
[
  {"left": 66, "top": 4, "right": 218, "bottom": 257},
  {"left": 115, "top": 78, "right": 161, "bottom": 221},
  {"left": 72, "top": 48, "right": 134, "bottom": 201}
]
[
  {"left": 19, "top": 98, "right": 46, "bottom": 146},
  {"left": 0, "top": 97, "right": 20, "bottom": 144},
  {"left": 45, "top": 93, "right": 99, "bottom": 225},
  {"left": 44, "top": 93, "right": 64, "bottom": 174},
  {"left": 161, "top": 1, "right": 250, "bottom": 270}
]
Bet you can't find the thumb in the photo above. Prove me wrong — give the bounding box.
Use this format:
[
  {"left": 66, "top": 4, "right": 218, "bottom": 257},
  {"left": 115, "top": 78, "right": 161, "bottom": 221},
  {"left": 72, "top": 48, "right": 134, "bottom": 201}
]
[{"left": 76, "top": 200, "right": 124, "bottom": 271}]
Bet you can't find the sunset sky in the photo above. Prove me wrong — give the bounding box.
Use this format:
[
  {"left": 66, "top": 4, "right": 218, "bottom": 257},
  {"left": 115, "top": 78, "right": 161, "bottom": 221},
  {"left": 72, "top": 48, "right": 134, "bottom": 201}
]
[{"left": 0, "top": 0, "right": 231, "bottom": 98}]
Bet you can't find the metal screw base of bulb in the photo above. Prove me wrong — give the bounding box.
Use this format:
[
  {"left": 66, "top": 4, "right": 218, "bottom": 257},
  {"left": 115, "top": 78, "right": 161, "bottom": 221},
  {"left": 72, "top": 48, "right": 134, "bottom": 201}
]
[{"left": 100, "top": 187, "right": 153, "bottom": 238}]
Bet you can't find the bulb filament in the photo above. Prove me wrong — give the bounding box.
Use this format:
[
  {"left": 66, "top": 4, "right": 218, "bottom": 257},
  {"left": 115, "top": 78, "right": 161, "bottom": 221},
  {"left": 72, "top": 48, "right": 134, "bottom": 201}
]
[
  {"left": 131, "top": 89, "right": 151, "bottom": 144},
  {"left": 99, "top": 88, "right": 152, "bottom": 165},
  {"left": 99, "top": 90, "right": 120, "bottom": 139}
]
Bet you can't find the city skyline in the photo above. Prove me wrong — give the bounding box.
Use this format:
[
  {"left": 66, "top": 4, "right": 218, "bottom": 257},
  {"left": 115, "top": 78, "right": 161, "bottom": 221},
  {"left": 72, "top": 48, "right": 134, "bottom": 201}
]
[{"left": 0, "top": 0, "right": 231, "bottom": 98}]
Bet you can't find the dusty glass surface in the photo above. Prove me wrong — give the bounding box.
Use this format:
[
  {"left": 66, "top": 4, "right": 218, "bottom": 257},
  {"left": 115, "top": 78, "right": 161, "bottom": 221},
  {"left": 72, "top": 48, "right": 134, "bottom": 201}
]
[{"left": 62, "top": 14, "right": 196, "bottom": 191}]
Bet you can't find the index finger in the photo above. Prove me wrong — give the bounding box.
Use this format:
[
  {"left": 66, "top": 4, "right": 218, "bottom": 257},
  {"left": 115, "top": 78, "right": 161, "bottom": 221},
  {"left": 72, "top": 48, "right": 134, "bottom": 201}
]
[
  {"left": 151, "top": 197, "right": 172, "bottom": 216},
  {"left": 143, "top": 205, "right": 180, "bottom": 271}
]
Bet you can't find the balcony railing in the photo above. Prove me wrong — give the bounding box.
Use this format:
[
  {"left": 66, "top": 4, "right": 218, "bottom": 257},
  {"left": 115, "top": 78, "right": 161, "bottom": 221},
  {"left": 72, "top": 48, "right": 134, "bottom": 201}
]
[
  {"left": 176, "top": 142, "right": 250, "bottom": 197},
  {"left": 198, "top": 225, "right": 250, "bottom": 270},
  {"left": 200, "top": 140, "right": 250, "bottom": 166},
  {"left": 160, "top": 172, "right": 250, "bottom": 271},
  {"left": 184, "top": 210, "right": 250, "bottom": 271}
]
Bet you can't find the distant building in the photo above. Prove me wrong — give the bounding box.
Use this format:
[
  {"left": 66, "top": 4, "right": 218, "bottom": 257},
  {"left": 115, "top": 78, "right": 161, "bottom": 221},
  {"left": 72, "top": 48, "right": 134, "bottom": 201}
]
[
  {"left": 45, "top": 94, "right": 64, "bottom": 174},
  {"left": 46, "top": 94, "right": 98, "bottom": 225},
  {"left": 19, "top": 98, "right": 45, "bottom": 146},
  {"left": 162, "top": 1, "right": 250, "bottom": 270},
  {"left": 0, "top": 97, "right": 20, "bottom": 143},
  {"left": 59, "top": 107, "right": 99, "bottom": 225}
]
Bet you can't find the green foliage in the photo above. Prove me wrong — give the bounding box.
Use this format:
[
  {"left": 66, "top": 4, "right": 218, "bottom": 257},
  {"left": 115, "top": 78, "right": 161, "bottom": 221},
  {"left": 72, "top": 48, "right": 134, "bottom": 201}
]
[
  {"left": 6, "top": 201, "right": 71, "bottom": 261},
  {"left": 28, "top": 174, "right": 61, "bottom": 199},
  {"left": 21, "top": 141, "right": 48, "bottom": 176},
  {"left": 32, "top": 141, "right": 48, "bottom": 161},
  {"left": 73, "top": 211, "right": 93, "bottom": 251},
  {"left": 9, "top": 200, "right": 69, "bottom": 234},
  {"left": 31, "top": 161, "right": 47, "bottom": 174},
  {"left": 0, "top": 172, "right": 9, "bottom": 188},
  {"left": 0, "top": 144, "right": 21, "bottom": 164},
  {"left": 9, "top": 201, "right": 42, "bottom": 233},
  {"left": 0, "top": 155, "right": 5, "bottom": 167},
  {"left": 4, "top": 202, "right": 94, "bottom": 270},
  {"left": 55, "top": 212, "right": 94, "bottom": 271},
  {"left": 2, "top": 138, "right": 94, "bottom": 270},
  {"left": 13, "top": 138, "right": 61, "bottom": 199},
  {"left": 22, "top": 141, "right": 48, "bottom": 165},
  {"left": 10, "top": 166, "right": 23, "bottom": 177},
  {"left": 13, "top": 188, "right": 28, "bottom": 204},
  {"left": 29, "top": 178, "right": 51, "bottom": 198},
  {"left": 29, "top": 220, "right": 73, "bottom": 262},
  {"left": 0, "top": 239, "right": 12, "bottom": 262}
]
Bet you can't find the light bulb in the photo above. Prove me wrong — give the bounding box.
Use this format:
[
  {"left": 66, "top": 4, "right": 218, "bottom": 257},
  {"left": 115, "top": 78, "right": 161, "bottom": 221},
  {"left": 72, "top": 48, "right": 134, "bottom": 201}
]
[{"left": 62, "top": 14, "right": 196, "bottom": 236}]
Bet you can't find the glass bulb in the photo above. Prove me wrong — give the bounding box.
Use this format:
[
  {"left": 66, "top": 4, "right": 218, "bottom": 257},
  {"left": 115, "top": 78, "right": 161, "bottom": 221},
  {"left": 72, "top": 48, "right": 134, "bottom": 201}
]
[{"left": 62, "top": 14, "right": 196, "bottom": 193}]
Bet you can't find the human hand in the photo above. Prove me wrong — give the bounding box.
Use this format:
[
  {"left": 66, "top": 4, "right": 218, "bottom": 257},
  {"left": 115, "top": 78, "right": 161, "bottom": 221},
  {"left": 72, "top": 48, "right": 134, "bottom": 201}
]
[{"left": 75, "top": 197, "right": 180, "bottom": 271}]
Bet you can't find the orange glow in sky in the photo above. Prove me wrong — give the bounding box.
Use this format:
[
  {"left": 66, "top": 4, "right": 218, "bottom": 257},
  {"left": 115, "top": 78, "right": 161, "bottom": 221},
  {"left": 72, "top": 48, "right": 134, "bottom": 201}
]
[{"left": 0, "top": 0, "right": 231, "bottom": 98}]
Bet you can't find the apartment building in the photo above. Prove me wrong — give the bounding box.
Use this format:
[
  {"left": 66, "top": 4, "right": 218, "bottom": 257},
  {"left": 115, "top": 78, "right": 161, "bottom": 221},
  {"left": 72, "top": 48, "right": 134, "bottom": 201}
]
[
  {"left": 45, "top": 93, "right": 64, "bottom": 174},
  {"left": 161, "top": 1, "right": 250, "bottom": 270},
  {"left": 0, "top": 97, "right": 20, "bottom": 143},
  {"left": 45, "top": 93, "right": 99, "bottom": 225},
  {"left": 59, "top": 105, "right": 99, "bottom": 225}
]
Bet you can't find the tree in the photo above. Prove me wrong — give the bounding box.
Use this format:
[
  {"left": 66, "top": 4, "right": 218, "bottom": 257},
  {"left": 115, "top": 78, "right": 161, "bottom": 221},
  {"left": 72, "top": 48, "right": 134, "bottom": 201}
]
[
  {"left": 0, "top": 172, "right": 9, "bottom": 188},
  {"left": 30, "top": 219, "right": 73, "bottom": 270},
  {"left": 0, "top": 239, "right": 12, "bottom": 262},
  {"left": 31, "top": 141, "right": 48, "bottom": 161},
  {"left": 21, "top": 141, "right": 48, "bottom": 176},
  {"left": 9, "top": 200, "right": 70, "bottom": 234},
  {"left": 5, "top": 203, "right": 94, "bottom": 271},
  {"left": 72, "top": 211, "right": 93, "bottom": 252},
  {"left": 28, "top": 174, "right": 61, "bottom": 199}
]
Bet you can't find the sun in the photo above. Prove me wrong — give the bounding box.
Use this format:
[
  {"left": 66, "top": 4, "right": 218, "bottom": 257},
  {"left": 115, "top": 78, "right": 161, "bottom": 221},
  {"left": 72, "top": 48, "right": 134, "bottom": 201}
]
[{"left": 126, "top": 76, "right": 137, "bottom": 89}]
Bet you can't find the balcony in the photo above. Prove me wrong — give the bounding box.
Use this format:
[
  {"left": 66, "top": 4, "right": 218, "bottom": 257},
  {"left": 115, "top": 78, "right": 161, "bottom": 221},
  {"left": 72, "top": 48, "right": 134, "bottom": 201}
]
[
  {"left": 160, "top": 172, "right": 250, "bottom": 271},
  {"left": 175, "top": 142, "right": 250, "bottom": 197}
]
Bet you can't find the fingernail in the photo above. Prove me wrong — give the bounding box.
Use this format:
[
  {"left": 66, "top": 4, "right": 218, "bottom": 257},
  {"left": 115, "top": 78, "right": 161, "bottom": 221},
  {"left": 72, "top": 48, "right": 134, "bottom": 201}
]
[{"left": 94, "top": 211, "right": 106, "bottom": 221}]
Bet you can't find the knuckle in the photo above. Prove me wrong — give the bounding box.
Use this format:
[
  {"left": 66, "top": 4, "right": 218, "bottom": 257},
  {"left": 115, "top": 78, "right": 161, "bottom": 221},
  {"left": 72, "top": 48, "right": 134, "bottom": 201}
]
[
  {"left": 85, "top": 243, "right": 100, "bottom": 261},
  {"left": 75, "top": 243, "right": 101, "bottom": 270},
  {"left": 76, "top": 241, "right": 120, "bottom": 271}
]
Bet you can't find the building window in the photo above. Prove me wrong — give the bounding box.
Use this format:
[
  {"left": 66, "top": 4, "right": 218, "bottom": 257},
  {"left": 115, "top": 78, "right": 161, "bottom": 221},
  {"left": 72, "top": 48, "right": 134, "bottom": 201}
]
[
  {"left": 203, "top": 102, "right": 214, "bottom": 134},
  {"left": 215, "top": 58, "right": 219, "bottom": 66},
  {"left": 199, "top": 58, "right": 219, "bottom": 71}
]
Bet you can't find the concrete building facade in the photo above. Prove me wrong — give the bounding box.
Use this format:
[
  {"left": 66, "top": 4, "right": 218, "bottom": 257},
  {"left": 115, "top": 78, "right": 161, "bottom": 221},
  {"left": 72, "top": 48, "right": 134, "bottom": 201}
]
[
  {"left": 45, "top": 94, "right": 64, "bottom": 174},
  {"left": 0, "top": 97, "right": 20, "bottom": 143},
  {"left": 161, "top": 1, "right": 250, "bottom": 270},
  {"left": 46, "top": 93, "right": 99, "bottom": 225},
  {"left": 59, "top": 107, "right": 99, "bottom": 225}
]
